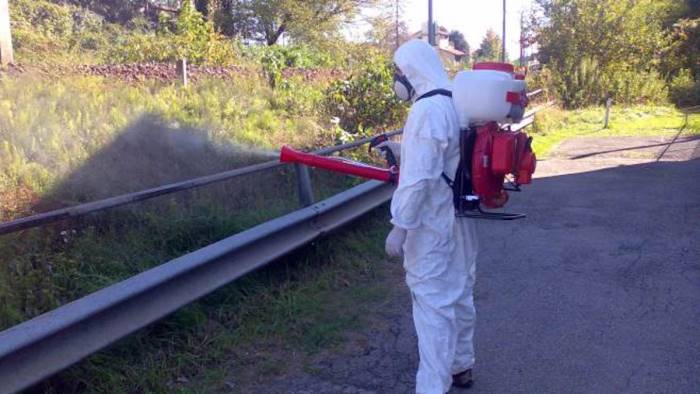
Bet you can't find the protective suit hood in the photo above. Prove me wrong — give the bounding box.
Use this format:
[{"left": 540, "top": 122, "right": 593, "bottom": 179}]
[{"left": 393, "top": 39, "right": 450, "bottom": 99}]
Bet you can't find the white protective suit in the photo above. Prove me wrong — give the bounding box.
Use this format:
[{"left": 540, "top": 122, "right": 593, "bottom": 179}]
[{"left": 390, "top": 39, "right": 479, "bottom": 394}]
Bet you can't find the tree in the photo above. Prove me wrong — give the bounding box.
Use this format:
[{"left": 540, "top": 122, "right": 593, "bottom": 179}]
[
  {"left": 58, "top": 0, "right": 147, "bottom": 22},
  {"left": 213, "top": 0, "right": 376, "bottom": 45},
  {"left": 527, "top": 0, "right": 675, "bottom": 107},
  {"left": 448, "top": 30, "right": 469, "bottom": 57},
  {"left": 473, "top": 28, "right": 502, "bottom": 62},
  {"left": 365, "top": 0, "right": 409, "bottom": 54},
  {"left": 530, "top": 0, "right": 670, "bottom": 71},
  {"left": 660, "top": 0, "right": 700, "bottom": 79}
]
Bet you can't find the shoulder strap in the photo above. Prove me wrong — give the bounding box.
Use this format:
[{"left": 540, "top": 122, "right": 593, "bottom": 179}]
[{"left": 416, "top": 89, "right": 452, "bottom": 102}]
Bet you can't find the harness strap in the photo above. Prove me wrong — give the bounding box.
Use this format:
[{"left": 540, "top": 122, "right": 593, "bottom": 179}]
[
  {"left": 416, "top": 89, "right": 452, "bottom": 102},
  {"left": 441, "top": 173, "right": 454, "bottom": 187},
  {"left": 414, "top": 89, "right": 476, "bottom": 212}
]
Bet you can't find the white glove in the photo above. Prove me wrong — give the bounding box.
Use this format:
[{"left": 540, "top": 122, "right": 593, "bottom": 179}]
[
  {"left": 375, "top": 141, "right": 401, "bottom": 164},
  {"left": 385, "top": 226, "right": 407, "bottom": 257}
]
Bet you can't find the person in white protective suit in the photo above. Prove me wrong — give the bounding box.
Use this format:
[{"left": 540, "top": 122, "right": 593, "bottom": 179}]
[{"left": 379, "top": 39, "right": 479, "bottom": 393}]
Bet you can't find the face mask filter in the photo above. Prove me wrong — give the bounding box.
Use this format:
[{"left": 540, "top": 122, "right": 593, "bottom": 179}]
[{"left": 393, "top": 73, "right": 414, "bottom": 101}]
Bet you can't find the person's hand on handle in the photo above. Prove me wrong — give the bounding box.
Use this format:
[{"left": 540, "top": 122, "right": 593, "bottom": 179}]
[{"left": 375, "top": 141, "right": 401, "bottom": 165}]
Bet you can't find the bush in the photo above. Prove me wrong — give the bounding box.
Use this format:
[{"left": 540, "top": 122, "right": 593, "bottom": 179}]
[
  {"left": 669, "top": 69, "right": 700, "bottom": 107},
  {"left": 323, "top": 54, "right": 406, "bottom": 135},
  {"left": 269, "top": 78, "right": 325, "bottom": 115},
  {"left": 526, "top": 66, "right": 555, "bottom": 101},
  {"left": 553, "top": 57, "right": 605, "bottom": 108},
  {"left": 10, "top": 0, "right": 108, "bottom": 55},
  {"left": 605, "top": 68, "right": 668, "bottom": 105},
  {"left": 108, "top": 2, "right": 237, "bottom": 65},
  {"left": 10, "top": 0, "right": 237, "bottom": 65},
  {"left": 242, "top": 44, "right": 335, "bottom": 88},
  {"left": 551, "top": 57, "right": 669, "bottom": 108}
]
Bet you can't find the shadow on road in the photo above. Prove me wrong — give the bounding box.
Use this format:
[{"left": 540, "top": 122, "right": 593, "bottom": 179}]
[
  {"left": 259, "top": 157, "right": 700, "bottom": 393},
  {"left": 569, "top": 134, "right": 700, "bottom": 160},
  {"left": 471, "top": 157, "right": 700, "bottom": 393}
]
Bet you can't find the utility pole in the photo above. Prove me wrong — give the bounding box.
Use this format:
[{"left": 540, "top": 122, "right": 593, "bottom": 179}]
[
  {"left": 501, "top": 0, "right": 506, "bottom": 62},
  {"left": 428, "top": 0, "right": 435, "bottom": 45},
  {"left": 519, "top": 10, "right": 524, "bottom": 67},
  {"left": 0, "top": 0, "right": 13, "bottom": 65},
  {"left": 395, "top": 0, "right": 400, "bottom": 49}
]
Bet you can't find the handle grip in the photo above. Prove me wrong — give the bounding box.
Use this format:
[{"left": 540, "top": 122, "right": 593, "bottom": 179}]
[{"left": 369, "top": 134, "right": 398, "bottom": 167}]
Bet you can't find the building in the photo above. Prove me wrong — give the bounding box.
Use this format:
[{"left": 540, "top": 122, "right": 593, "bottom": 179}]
[{"left": 410, "top": 25, "right": 465, "bottom": 65}]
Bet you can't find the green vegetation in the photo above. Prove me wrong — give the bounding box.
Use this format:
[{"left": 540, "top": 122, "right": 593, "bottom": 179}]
[
  {"left": 9, "top": 0, "right": 120, "bottom": 64},
  {"left": 10, "top": 0, "right": 239, "bottom": 65},
  {"left": 0, "top": 69, "right": 392, "bottom": 392},
  {"left": 109, "top": 0, "right": 237, "bottom": 65},
  {"left": 15, "top": 209, "right": 393, "bottom": 392},
  {"left": 0, "top": 73, "right": 330, "bottom": 201},
  {"left": 527, "top": 0, "right": 700, "bottom": 108},
  {"left": 324, "top": 52, "right": 406, "bottom": 134},
  {"left": 473, "top": 28, "right": 504, "bottom": 63},
  {"left": 1, "top": 2, "right": 408, "bottom": 391},
  {"left": 669, "top": 69, "right": 700, "bottom": 108},
  {"left": 530, "top": 105, "right": 699, "bottom": 157},
  {"left": 1, "top": 0, "right": 698, "bottom": 391}
]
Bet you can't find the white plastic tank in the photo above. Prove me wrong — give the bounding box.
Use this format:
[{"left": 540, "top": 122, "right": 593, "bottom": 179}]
[{"left": 452, "top": 63, "right": 527, "bottom": 127}]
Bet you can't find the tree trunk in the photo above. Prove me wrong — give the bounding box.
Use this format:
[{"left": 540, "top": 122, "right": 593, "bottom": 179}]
[
  {"left": 194, "top": 0, "right": 209, "bottom": 17},
  {"left": 266, "top": 22, "right": 286, "bottom": 45},
  {"left": 0, "top": 0, "right": 13, "bottom": 65}
]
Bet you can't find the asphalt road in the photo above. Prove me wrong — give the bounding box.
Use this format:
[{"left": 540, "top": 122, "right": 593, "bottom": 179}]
[{"left": 261, "top": 135, "right": 700, "bottom": 393}]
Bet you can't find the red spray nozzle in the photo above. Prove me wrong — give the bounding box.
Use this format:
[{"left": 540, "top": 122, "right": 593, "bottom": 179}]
[{"left": 280, "top": 145, "right": 398, "bottom": 183}]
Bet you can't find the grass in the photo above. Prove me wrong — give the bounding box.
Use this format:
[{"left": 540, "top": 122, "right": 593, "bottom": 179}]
[
  {"left": 0, "top": 72, "right": 331, "bottom": 202},
  {"left": 0, "top": 69, "right": 385, "bottom": 393},
  {"left": 529, "top": 105, "right": 699, "bottom": 157},
  {"left": 32, "top": 209, "right": 393, "bottom": 393}
]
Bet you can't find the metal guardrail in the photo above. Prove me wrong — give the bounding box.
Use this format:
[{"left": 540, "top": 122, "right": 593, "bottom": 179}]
[
  {"left": 0, "top": 94, "right": 545, "bottom": 393},
  {"left": 0, "top": 180, "right": 395, "bottom": 394},
  {"left": 526, "top": 88, "right": 543, "bottom": 99},
  {"left": 509, "top": 100, "right": 554, "bottom": 132},
  {"left": 0, "top": 130, "right": 402, "bottom": 236}
]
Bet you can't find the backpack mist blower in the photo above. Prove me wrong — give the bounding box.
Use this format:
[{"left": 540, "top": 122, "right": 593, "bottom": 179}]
[{"left": 280, "top": 62, "right": 536, "bottom": 220}]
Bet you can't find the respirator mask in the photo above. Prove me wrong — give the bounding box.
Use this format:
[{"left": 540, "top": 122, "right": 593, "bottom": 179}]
[{"left": 393, "top": 70, "right": 414, "bottom": 102}]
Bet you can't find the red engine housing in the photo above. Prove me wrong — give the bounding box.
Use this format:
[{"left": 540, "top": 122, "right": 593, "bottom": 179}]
[{"left": 471, "top": 122, "right": 536, "bottom": 208}]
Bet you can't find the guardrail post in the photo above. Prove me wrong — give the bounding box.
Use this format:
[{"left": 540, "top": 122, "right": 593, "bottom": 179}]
[
  {"left": 294, "top": 164, "right": 314, "bottom": 207},
  {"left": 177, "top": 58, "right": 188, "bottom": 86}
]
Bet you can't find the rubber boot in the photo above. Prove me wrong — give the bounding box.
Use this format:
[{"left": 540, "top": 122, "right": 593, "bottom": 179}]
[{"left": 452, "top": 369, "right": 473, "bottom": 389}]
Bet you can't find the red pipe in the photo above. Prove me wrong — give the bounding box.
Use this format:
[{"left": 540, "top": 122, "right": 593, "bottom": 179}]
[{"left": 280, "top": 145, "right": 398, "bottom": 183}]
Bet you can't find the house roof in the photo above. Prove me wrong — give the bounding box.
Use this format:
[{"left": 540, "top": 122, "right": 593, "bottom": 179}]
[
  {"left": 436, "top": 27, "right": 450, "bottom": 37},
  {"left": 410, "top": 26, "right": 451, "bottom": 40},
  {"left": 437, "top": 46, "right": 465, "bottom": 57},
  {"left": 407, "top": 28, "right": 465, "bottom": 58}
]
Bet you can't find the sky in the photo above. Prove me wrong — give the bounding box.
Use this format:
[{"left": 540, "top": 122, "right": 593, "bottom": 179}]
[{"left": 348, "top": 0, "right": 537, "bottom": 60}]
